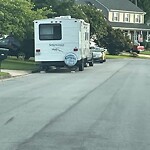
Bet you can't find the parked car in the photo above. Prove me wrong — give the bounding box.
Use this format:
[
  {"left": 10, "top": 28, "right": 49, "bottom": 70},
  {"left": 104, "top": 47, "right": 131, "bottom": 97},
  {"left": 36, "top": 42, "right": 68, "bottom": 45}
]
[
  {"left": 0, "top": 35, "right": 21, "bottom": 58},
  {"left": 131, "top": 45, "right": 145, "bottom": 54},
  {"left": 90, "top": 46, "right": 106, "bottom": 63},
  {"left": 0, "top": 36, "right": 34, "bottom": 60},
  {"left": 129, "top": 41, "right": 145, "bottom": 54},
  {"left": 0, "top": 47, "right": 9, "bottom": 61}
]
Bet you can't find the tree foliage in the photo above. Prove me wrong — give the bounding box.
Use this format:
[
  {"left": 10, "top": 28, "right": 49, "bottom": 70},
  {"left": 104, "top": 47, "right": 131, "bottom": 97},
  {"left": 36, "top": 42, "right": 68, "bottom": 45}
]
[
  {"left": 101, "top": 27, "right": 131, "bottom": 54},
  {"left": 31, "top": 0, "right": 108, "bottom": 41},
  {"left": 32, "top": 0, "right": 87, "bottom": 19},
  {"left": 129, "top": 0, "right": 150, "bottom": 22},
  {"left": 0, "top": 0, "right": 53, "bottom": 40},
  {"left": 78, "top": 5, "right": 108, "bottom": 44},
  {"left": 0, "top": 0, "right": 131, "bottom": 55}
]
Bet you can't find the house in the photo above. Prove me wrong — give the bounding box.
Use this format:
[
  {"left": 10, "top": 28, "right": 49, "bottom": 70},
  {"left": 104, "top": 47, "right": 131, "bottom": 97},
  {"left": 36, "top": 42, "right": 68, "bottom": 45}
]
[{"left": 76, "top": 0, "right": 150, "bottom": 43}]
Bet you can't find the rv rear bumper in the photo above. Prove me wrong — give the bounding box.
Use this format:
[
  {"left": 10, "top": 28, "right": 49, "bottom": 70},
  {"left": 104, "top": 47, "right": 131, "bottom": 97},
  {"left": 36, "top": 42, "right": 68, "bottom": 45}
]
[{"left": 39, "top": 60, "right": 81, "bottom": 69}]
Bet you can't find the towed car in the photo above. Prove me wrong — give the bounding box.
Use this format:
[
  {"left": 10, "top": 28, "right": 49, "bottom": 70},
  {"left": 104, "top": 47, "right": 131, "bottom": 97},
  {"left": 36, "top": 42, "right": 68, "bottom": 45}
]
[{"left": 90, "top": 46, "right": 106, "bottom": 63}]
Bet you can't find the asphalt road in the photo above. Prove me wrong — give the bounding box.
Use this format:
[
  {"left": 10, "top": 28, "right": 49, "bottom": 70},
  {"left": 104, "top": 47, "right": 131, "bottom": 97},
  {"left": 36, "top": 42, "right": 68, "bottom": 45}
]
[{"left": 1, "top": 58, "right": 150, "bottom": 150}]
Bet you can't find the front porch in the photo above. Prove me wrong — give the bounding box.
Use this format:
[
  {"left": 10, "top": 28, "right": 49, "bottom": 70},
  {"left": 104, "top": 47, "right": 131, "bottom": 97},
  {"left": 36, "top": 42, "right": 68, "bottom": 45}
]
[
  {"left": 110, "top": 22, "right": 150, "bottom": 45},
  {"left": 124, "top": 30, "right": 150, "bottom": 44}
]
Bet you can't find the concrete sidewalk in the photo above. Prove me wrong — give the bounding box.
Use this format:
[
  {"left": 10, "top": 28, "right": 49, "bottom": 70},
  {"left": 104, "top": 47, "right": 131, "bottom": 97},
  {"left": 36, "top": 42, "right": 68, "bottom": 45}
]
[
  {"left": 1, "top": 69, "right": 30, "bottom": 77},
  {"left": 138, "top": 54, "right": 150, "bottom": 58}
]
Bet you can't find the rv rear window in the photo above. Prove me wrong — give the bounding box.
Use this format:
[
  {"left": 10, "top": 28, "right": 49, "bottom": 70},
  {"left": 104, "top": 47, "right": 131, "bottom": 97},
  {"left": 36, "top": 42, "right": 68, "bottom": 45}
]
[{"left": 39, "top": 24, "right": 62, "bottom": 40}]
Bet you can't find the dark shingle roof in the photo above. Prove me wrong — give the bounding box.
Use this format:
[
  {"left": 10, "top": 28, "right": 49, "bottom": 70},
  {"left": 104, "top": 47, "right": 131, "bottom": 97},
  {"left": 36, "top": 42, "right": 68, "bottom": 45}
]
[
  {"left": 76, "top": 0, "right": 144, "bottom": 12},
  {"left": 110, "top": 22, "right": 150, "bottom": 30}
]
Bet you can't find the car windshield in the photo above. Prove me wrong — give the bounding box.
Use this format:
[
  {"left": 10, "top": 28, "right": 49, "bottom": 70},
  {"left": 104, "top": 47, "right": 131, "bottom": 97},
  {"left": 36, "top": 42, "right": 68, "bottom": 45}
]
[
  {"left": 0, "top": 38, "right": 9, "bottom": 45},
  {"left": 91, "top": 47, "right": 103, "bottom": 52}
]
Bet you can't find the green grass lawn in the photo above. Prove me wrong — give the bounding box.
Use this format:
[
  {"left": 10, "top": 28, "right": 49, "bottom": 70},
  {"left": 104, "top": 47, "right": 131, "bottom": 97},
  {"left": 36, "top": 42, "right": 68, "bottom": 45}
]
[
  {"left": 1, "top": 57, "right": 38, "bottom": 70},
  {"left": 107, "top": 51, "right": 150, "bottom": 59},
  {"left": 1, "top": 53, "right": 149, "bottom": 72},
  {"left": 140, "top": 50, "right": 150, "bottom": 55},
  {"left": 106, "top": 53, "right": 133, "bottom": 59}
]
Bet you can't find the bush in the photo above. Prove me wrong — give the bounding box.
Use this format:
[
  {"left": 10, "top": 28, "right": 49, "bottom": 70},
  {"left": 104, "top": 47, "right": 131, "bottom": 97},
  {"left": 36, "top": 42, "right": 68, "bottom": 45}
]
[{"left": 101, "top": 26, "right": 131, "bottom": 55}]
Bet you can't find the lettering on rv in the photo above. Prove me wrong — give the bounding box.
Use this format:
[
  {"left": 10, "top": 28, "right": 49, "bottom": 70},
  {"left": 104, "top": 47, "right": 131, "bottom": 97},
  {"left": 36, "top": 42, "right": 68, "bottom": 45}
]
[
  {"left": 52, "top": 48, "right": 63, "bottom": 53},
  {"left": 49, "top": 44, "right": 64, "bottom": 46}
]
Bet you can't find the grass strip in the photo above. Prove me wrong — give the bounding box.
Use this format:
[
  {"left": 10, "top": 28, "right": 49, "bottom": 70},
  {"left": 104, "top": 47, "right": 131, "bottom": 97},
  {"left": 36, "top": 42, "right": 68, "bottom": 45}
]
[
  {"left": 140, "top": 50, "right": 150, "bottom": 55},
  {"left": 106, "top": 54, "right": 132, "bottom": 59},
  {"left": 1, "top": 57, "right": 38, "bottom": 70}
]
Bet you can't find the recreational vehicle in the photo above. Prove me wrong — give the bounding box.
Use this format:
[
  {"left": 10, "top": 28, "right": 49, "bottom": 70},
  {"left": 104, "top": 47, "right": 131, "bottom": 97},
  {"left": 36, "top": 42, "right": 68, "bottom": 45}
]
[{"left": 34, "top": 16, "right": 93, "bottom": 71}]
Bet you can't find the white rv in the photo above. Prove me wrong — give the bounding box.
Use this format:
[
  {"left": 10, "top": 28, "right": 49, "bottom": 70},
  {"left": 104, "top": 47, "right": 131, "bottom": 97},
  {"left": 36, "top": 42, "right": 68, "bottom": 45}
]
[{"left": 34, "top": 16, "right": 93, "bottom": 71}]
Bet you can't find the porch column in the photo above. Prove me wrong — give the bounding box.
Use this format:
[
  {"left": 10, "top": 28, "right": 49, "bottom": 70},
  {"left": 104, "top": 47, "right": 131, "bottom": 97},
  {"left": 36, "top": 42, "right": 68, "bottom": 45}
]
[
  {"left": 128, "top": 30, "right": 131, "bottom": 40},
  {"left": 147, "top": 31, "right": 149, "bottom": 42},
  {"left": 134, "top": 30, "right": 137, "bottom": 41},
  {"left": 138, "top": 31, "right": 143, "bottom": 42}
]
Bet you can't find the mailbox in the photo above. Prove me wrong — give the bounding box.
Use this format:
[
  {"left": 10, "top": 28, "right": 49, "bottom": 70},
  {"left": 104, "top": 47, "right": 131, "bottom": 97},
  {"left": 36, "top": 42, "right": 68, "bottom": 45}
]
[{"left": 0, "top": 48, "right": 9, "bottom": 61}]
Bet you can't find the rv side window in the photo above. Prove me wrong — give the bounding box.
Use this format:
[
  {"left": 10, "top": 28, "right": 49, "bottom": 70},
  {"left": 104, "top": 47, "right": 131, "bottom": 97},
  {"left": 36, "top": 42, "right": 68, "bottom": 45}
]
[
  {"left": 39, "top": 24, "right": 62, "bottom": 40},
  {"left": 85, "top": 32, "right": 89, "bottom": 41}
]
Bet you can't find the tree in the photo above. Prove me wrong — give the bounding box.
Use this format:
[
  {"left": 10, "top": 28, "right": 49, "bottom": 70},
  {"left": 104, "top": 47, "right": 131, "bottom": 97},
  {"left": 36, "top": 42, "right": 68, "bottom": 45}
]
[
  {"left": 129, "top": 0, "right": 150, "bottom": 22},
  {"left": 31, "top": 1, "right": 129, "bottom": 54},
  {"left": 31, "top": 0, "right": 58, "bottom": 17},
  {"left": 0, "top": 0, "right": 53, "bottom": 40},
  {"left": 75, "top": 5, "right": 108, "bottom": 46},
  {"left": 32, "top": 0, "right": 108, "bottom": 41},
  {"left": 101, "top": 26, "right": 131, "bottom": 54},
  {"left": 32, "top": 0, "right": 81, "bottom": 18}
]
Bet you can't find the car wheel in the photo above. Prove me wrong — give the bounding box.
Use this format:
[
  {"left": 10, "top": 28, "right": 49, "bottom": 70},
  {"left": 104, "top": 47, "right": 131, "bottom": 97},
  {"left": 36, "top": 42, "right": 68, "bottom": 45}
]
[
  {"left": 89, "top": 61, "right": 93, "bottom": 66},
  {"left": 100, "top": 60, "right": 103, "bottom": 63}
]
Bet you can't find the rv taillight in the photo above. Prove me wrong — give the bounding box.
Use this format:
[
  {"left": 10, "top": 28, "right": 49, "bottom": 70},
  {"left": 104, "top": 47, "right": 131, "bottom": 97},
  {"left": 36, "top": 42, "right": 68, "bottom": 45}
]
[
  {"left": 36, "top": 49, "right": 40, "bottom": 52},
  {"left": 74, "top": 48, "right": 78, "bottom": 51}
]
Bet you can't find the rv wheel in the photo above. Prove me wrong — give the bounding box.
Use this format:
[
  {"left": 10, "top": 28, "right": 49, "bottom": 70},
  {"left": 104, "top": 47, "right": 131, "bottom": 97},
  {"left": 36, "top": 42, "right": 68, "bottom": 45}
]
[
  {"left": 45, "top": 66, "right": 50, "bottom": 73},
  {"left": 40, "top": 65, "right": 49, "bottom": 72},
  {"left": 79, "top": 59, "right": 84, "bottom": 71}
]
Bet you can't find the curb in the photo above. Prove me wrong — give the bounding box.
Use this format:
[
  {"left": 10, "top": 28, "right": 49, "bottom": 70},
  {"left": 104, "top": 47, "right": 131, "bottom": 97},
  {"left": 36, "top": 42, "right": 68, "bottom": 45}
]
[{"left": 0, "top": 70, "right": 31, "bottom": 80}]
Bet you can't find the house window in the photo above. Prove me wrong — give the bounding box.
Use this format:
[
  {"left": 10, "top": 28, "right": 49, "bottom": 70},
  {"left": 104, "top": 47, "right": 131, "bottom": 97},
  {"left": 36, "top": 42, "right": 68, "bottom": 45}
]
[
  {"left": 134, "top": 14, "right": 141, "bottom": 23},
  {"left": 113, "top": 12, "right": 119, "bottom": 22},
  {"left": 124, "top": 13, "right": 130, "bottom": 22}
]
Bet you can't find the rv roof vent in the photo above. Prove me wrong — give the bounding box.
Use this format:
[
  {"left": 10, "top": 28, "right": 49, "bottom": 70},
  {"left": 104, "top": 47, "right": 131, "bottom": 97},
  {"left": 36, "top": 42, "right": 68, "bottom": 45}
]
[{"left": 55, "top": 16, "right": 71, "bottom": 19}]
